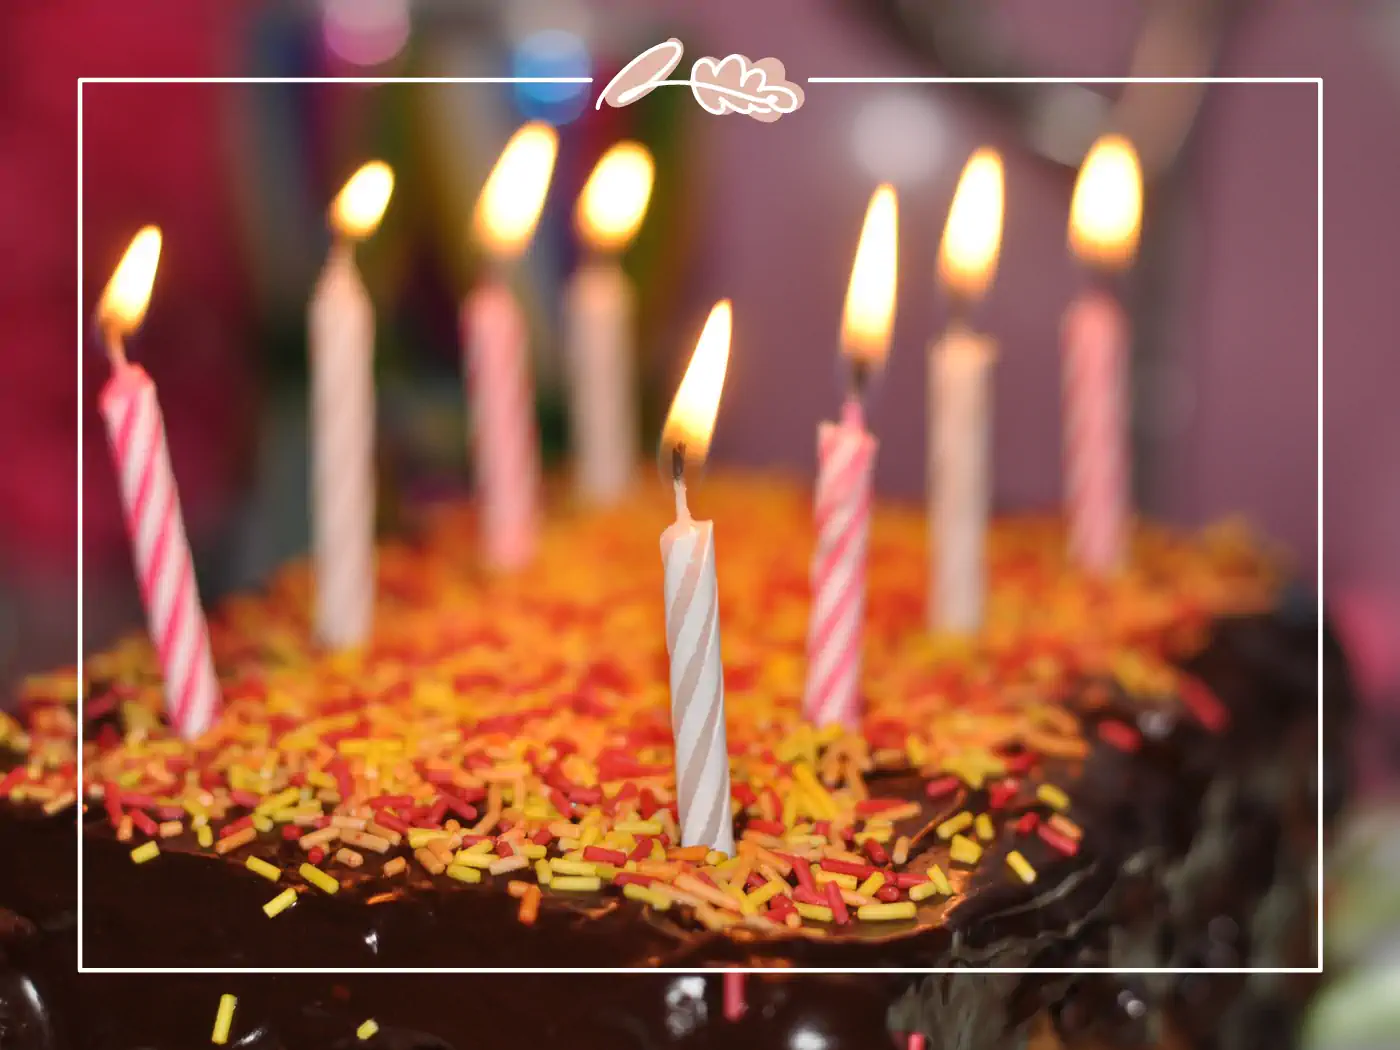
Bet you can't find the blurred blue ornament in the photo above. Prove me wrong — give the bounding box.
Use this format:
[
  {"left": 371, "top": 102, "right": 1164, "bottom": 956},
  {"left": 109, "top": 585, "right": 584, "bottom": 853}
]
[{"left": 511, "top": 29, "right": 591, "bottom": 125}]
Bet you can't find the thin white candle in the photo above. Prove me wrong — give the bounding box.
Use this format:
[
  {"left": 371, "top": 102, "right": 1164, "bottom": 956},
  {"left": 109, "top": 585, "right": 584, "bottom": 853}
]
[
  {"left": 567, "top": 142, "right": 654, "bottom": 504},
  {"left": 930, "top": 149, "right": 1004, "bottom": 633},
  {"left": 309, "top": 161, "right": 392, "bottom": 649},
  {"left": 659, "top": 300, "right": 734, "bottom": 855},
  {"left": 465, "top": 123, "right": 557, "bottom": 568}
]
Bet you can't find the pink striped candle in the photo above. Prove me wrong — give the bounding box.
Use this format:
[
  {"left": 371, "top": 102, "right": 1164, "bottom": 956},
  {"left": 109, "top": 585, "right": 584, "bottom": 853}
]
[
  {"left": 803, "top": 184, "right": 896, "bottom": 728},
  {"left": 1064, "top": 134, "right": 1143, "bottom": 575},
  {"left": 96, "top": 227, "right": 219, "bottom": 739},
  {"left": 463, "top": 281, "right": 541, "bottom": 570},
  {"left": 803, "top": 400, "right": 876, "bottom": 728},
  {"left": 1062, "top": 292, "right": 1129, "bottom": 573}
]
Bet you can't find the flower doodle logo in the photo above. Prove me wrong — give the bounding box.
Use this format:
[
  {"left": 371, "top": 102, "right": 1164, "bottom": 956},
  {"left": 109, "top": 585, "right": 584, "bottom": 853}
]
[{"left": 596, "top": 39, "right": 804, "bottom": 123}]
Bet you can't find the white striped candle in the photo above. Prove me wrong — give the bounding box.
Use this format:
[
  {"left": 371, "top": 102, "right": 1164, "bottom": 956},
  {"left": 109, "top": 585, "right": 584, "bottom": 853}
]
[{"left": 803, "top": 399, "right": 876, "bottom": 728}]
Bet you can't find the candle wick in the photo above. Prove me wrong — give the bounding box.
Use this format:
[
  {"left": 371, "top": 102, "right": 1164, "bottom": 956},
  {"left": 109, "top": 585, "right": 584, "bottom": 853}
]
[
  {"left": 105, "top": 326, "right": 128, "bottom": 371},
  {"left": 849, "top": 358, "right": 870, "bottom": 411},
  {"left": 671, "top": 443, "right": 691, "bottom": 521}
]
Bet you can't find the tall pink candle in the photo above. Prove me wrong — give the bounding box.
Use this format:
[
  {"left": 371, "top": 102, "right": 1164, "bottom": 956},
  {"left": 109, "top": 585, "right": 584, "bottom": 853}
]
[
  {"left": 803, "top": 399, "right": 876, "bottom": 729},
  {"left": 463, "top": 281, "right": 541, "bottom": 569},
  {"left": 1063, "top": 134, "right": 1143, "bottom": 575},
  {"left": 803, "top": 185, "right": 896, "bottom": 728},
  {"left": 96, "top": 228, "right": 220, "bottom": 739},
  {"left": 466, "top": 122, "right": 558, "bottom": 570}
]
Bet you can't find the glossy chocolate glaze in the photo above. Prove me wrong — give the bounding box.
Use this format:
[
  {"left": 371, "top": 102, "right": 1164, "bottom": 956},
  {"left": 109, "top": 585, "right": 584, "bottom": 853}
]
[{"left": 0, "top": 608, "right": 1350, "bottom": 1050}]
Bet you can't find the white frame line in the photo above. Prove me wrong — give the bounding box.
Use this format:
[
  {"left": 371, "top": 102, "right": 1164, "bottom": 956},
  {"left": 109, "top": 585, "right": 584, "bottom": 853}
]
[{"left": 75, "top": 74, "right": 1325, "bottom": 976}]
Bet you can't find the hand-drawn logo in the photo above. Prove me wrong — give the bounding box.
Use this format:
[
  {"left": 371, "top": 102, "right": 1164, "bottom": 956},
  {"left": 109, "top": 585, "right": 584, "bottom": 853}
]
[{"left": 596, "top": 39, "right": 804, "bottom": 123}]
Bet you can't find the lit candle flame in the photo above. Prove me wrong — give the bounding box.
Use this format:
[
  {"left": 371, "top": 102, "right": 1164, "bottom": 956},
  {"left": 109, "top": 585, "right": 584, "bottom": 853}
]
[
  {"left": 841, "top": 184, "right": 898, "bottom": 367},
  {"left": 331, "top": 160, "right": 394, "bottom": 240},
  {"left": 577, "top": 141, "right": 654, "bottom": 253},
  {"left": 662, "top": 300, "right": 732, "bottom": 471},
  {"left": 98, "top": 226, "right": 162, "bottom": 339},
  {"left": 474, "top": 122, "right": 559, "bottom": 259},
  {"left": 938, "top": 148, "right": 1005, "bottom": 302},
  {"left": 1069, "top": 134, "right": 1142, "bottom": 270}
]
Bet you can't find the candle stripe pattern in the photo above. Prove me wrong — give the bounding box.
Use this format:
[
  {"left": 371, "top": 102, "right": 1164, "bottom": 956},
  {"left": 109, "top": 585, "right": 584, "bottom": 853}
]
[
  {"left": 100, "top": 366, "right": 220, "bottom": 739},
  {"left": 1062, "top": 293, "right": 1129, "bottom": 574},
  {"left": 464, "top": 284, "right": 541, "bottom": 569},
  {"left": 310, "top": 253, "right": 377, "bottom": 649},
  {"left": 661, "top": 518, "right": 735, "bottom": 855},
  {"left": 803, "top": 404, "right": 876, "bottom": 729}
]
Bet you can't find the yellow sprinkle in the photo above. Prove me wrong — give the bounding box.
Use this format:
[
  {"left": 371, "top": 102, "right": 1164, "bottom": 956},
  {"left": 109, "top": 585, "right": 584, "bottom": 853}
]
[
  {"left": 794, "top": 902, "right": 835, "bottom": 923},
  {"left": 262, "top": 887, "right": 298, "bottom": 918},
  {"left": 357, "top": 1020, "right": 379, "bottom": 1041},
  {"left": 814, "top": 870, "right": 857, "bottom": 890},
  {"left": 461, "top": 837, "right": 494, "bottom": 855},
  {"left": 622, "top": 882, "right": 652, "bottom": 905},
  {"left": 251, "top": 815, "right": 273, "bottom": 834},
  {"left": 449, "top": 851, "right": 495, "bottom": 869},
  {"left": 705, "top": 849, "right": 729, "bottom": 866},
  {"left": 1006, "top": 850, "right": 1037, "bottom": 884},
  {"left": 299, "top": 863, "right": 340, "bottom": 895},
  {"left": 550, "top": 858, "right": 598, "bottom": 877},
  {"left": 740, "top": 879, "right": 785, "bottom": 915},
  {"left": 1036, "top": 784, "right": 1070, "bottom": 811},
  {"left": 856, "top": 871, "right": 886, "bottom": 897},
  {"left": 130, "top": 841, "right": 160, "bottom": 865},
  {"left": 407, "top": 829, "right": 450, "bottom": 849},
  {"left": 244, "top": 856, "right": 281, "bottom": 882},
  {"left": 975, "top": 813, "right": 995, "bottom": 842},
  {"left": 936, "top": 811, "right": 973, "bottom": 840},
  {"left": 211, "top": 993, "right": 237, "bottom": 1045},
  {"left": 614, "top": 819, "right": 662, "bottom": 835},
  {"left": 535, "top": 859, "right": 553, "bottom": 886},
  {"left": 857, "top": 901, "right": 917, "bottom": 922},
  {"left": 196, "top": 825, "right": 214, "bottom": 849},
  {"left": 949, "top": 834, "right": 983, "bottom": 866},
  {"left": 928, "top": 864, "right": 952, "bottom": 895},
  {"left": 909, "top": 880, "right": 940, "bottom": 902},
  {"left": 549, "top": 875, "right": 602, "bottom": 891},
  {"left": 445, "top": 864, "right": 483, "bottom": 884},
  {"left": 520, "top": 843, "right": 547, "bottom": 860}
]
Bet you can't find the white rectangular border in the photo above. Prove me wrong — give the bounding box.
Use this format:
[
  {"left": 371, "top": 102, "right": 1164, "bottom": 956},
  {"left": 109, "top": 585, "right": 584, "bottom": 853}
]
[{"left": 76, "top": 75, "right": 1325, "bottom": 975}]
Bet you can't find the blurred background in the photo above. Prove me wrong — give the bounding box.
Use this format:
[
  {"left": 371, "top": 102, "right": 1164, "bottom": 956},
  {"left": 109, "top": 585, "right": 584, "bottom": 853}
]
[{"left": 1, "top": 0, "right": 1398, "bottom": 1039}]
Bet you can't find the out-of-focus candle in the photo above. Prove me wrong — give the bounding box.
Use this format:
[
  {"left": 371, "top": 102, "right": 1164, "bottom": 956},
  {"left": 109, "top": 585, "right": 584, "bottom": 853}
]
[
  {"left": 1064, "top": 134, "right": 1142, "bottom": 575},
  {"left": 96, "top": 227, "right": 221, "bottom": 739},
  {"left": 803, "top": 184, "right": 897, "bottom": 729},
  {"left": 659, "top": 301, "right": 734, "bottom": 855},
  {"left": 309, "top": 161, "right": 392, "bottom": 649},
  {"left": 463, "top": 122, "right": 557, "bottom": 569},
  {"left": 567, "top": 142, "right": 654, "bottom": 504},
  {"left": 931, "top": 149, "right": 1004, "bottom": 633}
]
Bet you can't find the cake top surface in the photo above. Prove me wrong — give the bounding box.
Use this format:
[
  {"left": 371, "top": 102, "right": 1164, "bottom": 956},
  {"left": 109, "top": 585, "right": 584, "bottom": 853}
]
[{"left": 2, "top": 474, "right": 1280, "bottom": 957}]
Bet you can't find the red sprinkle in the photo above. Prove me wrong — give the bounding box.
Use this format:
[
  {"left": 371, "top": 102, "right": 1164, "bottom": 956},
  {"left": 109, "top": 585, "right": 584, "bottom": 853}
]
[
  {"left": 1097, "top": 719, "right": 1141, "bottom": 752},
  {"left": 374, "top": 810, "right": 410, "bottom": 835},
  {"left": 627, "top": 838, "right": 651, "bottom": 863},
  {"left": 129, "top": 810, "right": 158, "bottom": 837},
  {"left": 746, "top": 818, "right": 786, "bottom": 836},
  {"left": 862, "top": 838, "right": 890, "bottom": 866},
  {"left": 1013, "top": 812, "right": 1040, "bottom": 835},
  {"left": 924, "top": 775, "right": 960, "bottom": 800},
  {"left": 437, "top": 793, "right": 478, "bottom": 822},
  {"left": 893, "top": 871, "right": 930, "bottom": 888},
  {"left": 121, "top": 792, "right": 158, "bottom": 808},
  {"left": 988, "top": 779, "right": 1020, "bottom": 811},
  {"left": 614, "top": 872, "right": 655, "bottom": 888},
  {"left": 583, "top": 846, "right": 628, "bottom": 866},
  {"left": 820, "top": 858, "right": 875, "bottom": 879},
  {"left": 875, "top": 884, "right": 902, "bottom": 903},
  {"left": 723, "top": 971, "right": 747, "bottom": 1021},
  {"left": 281, "top": 825, "right": 300, "bottom": 841},
  {"left": 102, "top": 784, "right": 123, "bottom": 827},
  {"left": 793, "top": 886, "right": 826, "bottom": 907},
  {"left": 1002, "top": 751, "right": 1038, "bottom": 775},
  {"left": 1178, "top": 675, "right": 1229, "bottom": 733},
  {"left": 496, "top": 840, "right": 515, "bottom": 859},
  {"left": 0, "top": 768, "right": 27, "bottom": 795},
  {"left": 825, "top": 880, "right": 850, "bottom": 924},
  {"left": 790, "top": 856, "right": 815, "bottom": 892},
  {"left": 425, "top": 799, "right": 449, "bottom": 826},
  {"left": 308, "top": 846, "right": 326, "bottom": 865},
  {"left": 768, "top": 893, "right": 797, "bottom": 921},
  {"left": 219, "top": 815, "right": 254, "bottom": 838},
  {"left": 1038, "top": 824, "right": 1080, "bottom": 857},
  {"left": 365, "top": 794, "right": 413, "bottom": 809},
  {"left": 908, "top": 1034, "right": 927, "bottom": 1050},
  {"left": 228, "top": 790, "right": 260, "bottom": 809}
]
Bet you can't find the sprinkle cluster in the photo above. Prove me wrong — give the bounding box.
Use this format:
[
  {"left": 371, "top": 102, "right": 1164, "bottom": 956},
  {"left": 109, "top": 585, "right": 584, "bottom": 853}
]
[{"left": 3, "top": 475, "right": 1269, "bottom": 937}]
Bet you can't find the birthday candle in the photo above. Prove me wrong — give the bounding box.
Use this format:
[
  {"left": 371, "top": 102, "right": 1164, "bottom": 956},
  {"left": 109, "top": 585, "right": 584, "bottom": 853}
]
[
  {"left": 96, "top": 228, "right": 220, "bottom": 739},
  {"left": 309, "top": 161, "right": 392, "bottom": 649},
  {"left": 803, "top": 185, "right": 896, "bottom": 729},
  {"left": 1064, "top": 135, "right": 1143, "bottom": 575},
  {"left": 464, "top": 122, "right": 557, "bottom": 569},
  {"left": 567, "top": 142, "right": 654, "bottom": 504},
  {"left": 930, "top": 150, "right": 1005, "bottom": 633},
  {"left": 659, "top": 301, "right": 735, "bottom": 855}
]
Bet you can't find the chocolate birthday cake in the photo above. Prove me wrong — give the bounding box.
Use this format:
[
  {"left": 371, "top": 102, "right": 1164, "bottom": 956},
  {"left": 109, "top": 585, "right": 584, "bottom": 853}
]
[{"left": 1, "top": 475, "right": 1350, "bottom": 1049}]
